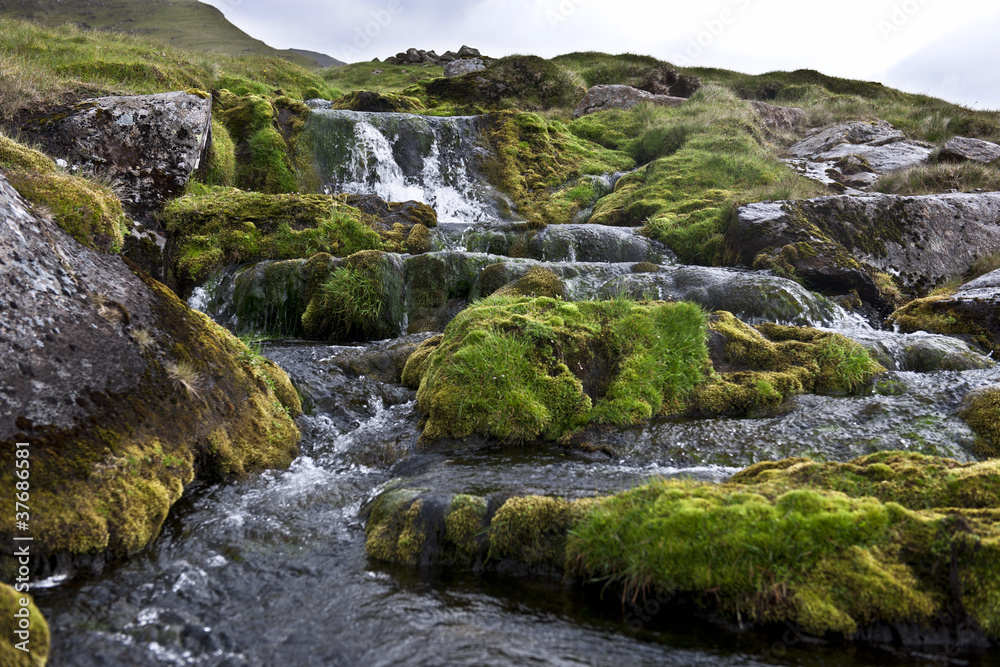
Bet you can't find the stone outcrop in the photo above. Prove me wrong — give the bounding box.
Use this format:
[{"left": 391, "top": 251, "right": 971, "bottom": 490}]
[
  {"left": 20, "top": 90, "right": 212, "bottom": 220},
  {"left": 444, "top": 57, "right": 486, "bottom": 78},
  {"left": 728, "top": 193, "right": 1000, "bottom": 307},
  {"left": 890, "top": 268, "right": 1000, "bottom": 355},
  {"left": 383, "top": 45, "right": 487, "bottom": 66},
  {"left": 940, "top": 136, "right": 1000, "bottom": 164},
  {"left": 0, "top": 172, "right": 301, "bottom": 568},
  {"left": 637, "top": 66, "right": 701, "bottom": 98},
  {"left": 783, "top": 120, "right": 933, "bottom": 192},
  {"left": 572, "top": 85, "right": 685, "bottom": 119},
  {"left": 748, "top": 100, "right": 805, "bottom": 132}
]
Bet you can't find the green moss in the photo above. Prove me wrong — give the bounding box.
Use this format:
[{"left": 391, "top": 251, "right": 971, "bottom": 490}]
[
  {"left": 196, "top": 118, "right": 236, "bottom": 187},
  {"left": 0, "top": 584, "right": 49, "bottom": 667},
  {"left": 0, "top": 133, "right": 56, "bottom": 173},
  {"left": 301, "top": 250, "right": 403, "bottom": 342},
  {"left": 480, "top": 111, "right": 635, "bottom": 226},
  {"left": 489, "top": 496, "right": 597, "bottom": 567},
  {"left": 162, "top": 186, "right": 383, "bottom": 291},
  {"left": 8, "top": 172, "right": 128, "bottom": 253},
  {"left": 404, "top": 223, "right": 433, "bottom": 255},
  {"left": 691, "top": 312, "right": 885, "bottom": 417},
  {"left": 960, "top": 388, "right": 1000, "bottom": 458},
  {"left": 401, "top": 334, "right": 444, "bottom": 389},
  {"left": 364, "top": 489, "right": 427, "bottom": 565},
  {"left": 493, "top": 267, "right": 566, "bottom": 299},
  {"left": 416, "top": 296, "right": 709, "bottom": 444},
  {"left": 889, "top": 296, "right": 998, "bottom": 355},
  {"left": 330, "top": 89, "right": 424, "bottom": 112},
  {"left": 444, "top": 494, "right": 489, "bottom": 559}
]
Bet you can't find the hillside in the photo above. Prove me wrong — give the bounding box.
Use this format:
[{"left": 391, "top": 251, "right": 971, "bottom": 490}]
[{"left": 0, "top": 0, "right": 340, "bottom": 69}]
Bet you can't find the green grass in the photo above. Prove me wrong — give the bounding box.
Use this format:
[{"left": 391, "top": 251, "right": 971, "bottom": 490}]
[
  {"left": 874, "top": 160, "right": 1000, "bottom": 195},
  {"left": 321, "top": 61, "right": 444, "bottom": 98}
]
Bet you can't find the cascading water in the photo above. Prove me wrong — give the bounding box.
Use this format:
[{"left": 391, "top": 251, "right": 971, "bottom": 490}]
[{"left": 41, "top": 105, "right": 1000, "bottom": 666}]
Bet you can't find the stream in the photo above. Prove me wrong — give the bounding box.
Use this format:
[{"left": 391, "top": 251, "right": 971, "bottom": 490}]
[{"left": 36, "top": 109, "right": 1000, "bottom": 666}]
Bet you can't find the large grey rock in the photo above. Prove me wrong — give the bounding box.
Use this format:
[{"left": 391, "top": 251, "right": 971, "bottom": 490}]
[
  {"left": 21, "top": 91, "right": 212, "bottom": 219},
  {"left": 728, "top": 193, "right": 1000, "bottom": 307},
  {"left": 573, "top": 85, "right": 685, "bottom": 119},
  {"left": 784, "top": 120, "right": 933, "bottom": 192},
  {"left": 444, "top": 57, "right": 486, "bottom": 78},
  {"left": 840, "top": 329, "right": 994, "bottom": 372},
  {"left": 940, "top": 136, "right": 1000, "bottom": 164},
  {"left": 749, "top": 100, "right": 805, "bottom": 132}
]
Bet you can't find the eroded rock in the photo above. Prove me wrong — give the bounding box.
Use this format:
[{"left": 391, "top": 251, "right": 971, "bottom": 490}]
[{"left": 940, "top": 136, "right": 1000, "bottom": 164}]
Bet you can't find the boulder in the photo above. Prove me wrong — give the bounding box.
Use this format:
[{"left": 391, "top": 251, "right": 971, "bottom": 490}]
[
  {"left": 940, "top": 136, "right": 1000, "bottom": 164},
  {"left": 20, "top": 91, "right": 212, "bottom": 221},
  {"left": 0, "top": 172, "right": 300, "bottom": 568},
  {"left": 457, "top": 45, "right": 481, "bottom": 58},
  {"left": 639, "top": 66, "right": 701, "bottom": 98},
  {"left": 572, "top": 85, "right": 685, "bottom": 119},
  {"left": 444, "top": 57, "right": 486, "bottom": 78},
  {"left": 889, "top": 268, "right": 1000, "bottom": 355},
  {"left": 728, "top": 193, "right": 1000, "bottom": 307},
  {"left": 784, "top": 120, "right": 933, "bottom": 191},
  {"left": 748, "top": 100, "right": 805, "bottom": 132}
]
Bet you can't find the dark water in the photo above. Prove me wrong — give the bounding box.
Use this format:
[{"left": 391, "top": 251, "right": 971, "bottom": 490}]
[{"left": 35, "top": 340, "right": 998, "bottom": 666}]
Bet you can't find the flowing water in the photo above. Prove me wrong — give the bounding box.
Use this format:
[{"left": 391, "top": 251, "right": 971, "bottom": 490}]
[{"left": 38, "top": 110, "right": 999, "bottom": 666}]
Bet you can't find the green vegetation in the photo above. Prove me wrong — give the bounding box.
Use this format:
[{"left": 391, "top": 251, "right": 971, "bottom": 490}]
[
  {"left": 874, "top": 160, "right": 1000, "bottom": 195},
  {"left": 960, "top": 388, "right": 1000, "bottom": 458},
  {"left": 0, "top": 584, "right": 49, "bottom": 667},
  {"left": 329, "top": 90, "right": 425, "bottom": 112},
  {"left": 889, "top": 295, "right": 999, "bottom": 356},
  {"left": 162, "top": 185, "right": 384, "bottom": 291},
  {"left": 414, "top": 296, "right": 710, "bottom": 443},
  {"left": 322, "top": 61, "right": 445, "bottom": 98}
]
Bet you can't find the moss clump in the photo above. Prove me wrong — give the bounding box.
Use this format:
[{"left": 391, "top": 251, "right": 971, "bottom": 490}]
[
  {"left": 365, "top": 489, "right": 428, "bottom": 566},
  {"left": 889, "top": 295, "right": 999, "bottom": 356},
  {"left": 0, "top": 584, "right": 49, "bottom": 667},
  {"left": 404, "top": 223, "right": 432, "bottom": 255},
  {"left": 196, "top": 118, "right": 236, "bottom": 187},
  {"left": 691, "top": 312, "right": 885, "bottom": 417},
  {"left": 401, "top": 334, "right": 444, "bottom": 389},
  {"left": 330, "top": 89, "right": 424, "bottom": 112},
  {"left": 480, "top": 111, "right": 635, "bottom": 226},
  {"left": 8, "top": 172, "right": 128, "bottom": 253},
  {"left": 301, "top": 250, "right": 404, "bottom": 342},
  {"left": 415, "top": 296, "right": 709, "bottom": 444},
  {"left": 0, "top": 133, "right": 56, "bottom": 173},
  {"left": 444, "top": 494, "right": 489, "bottom": 560},
  {"left": 493, "top": 267, "right": 566, "bottom": 299},
  {"left": 489, "top": 496, "right": 597, "bottom": 567},
  {"left": 162, "top": 185, "right": 383, "bottom": 291},
  {"left": 960, "top": 387, "right": 1000, "bottom": 458}
]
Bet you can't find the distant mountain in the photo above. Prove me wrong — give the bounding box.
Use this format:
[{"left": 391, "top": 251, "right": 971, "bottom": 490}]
[
  {"left": 289, "top": 49, "right": 345, "bottom": 68},
  {"left": 0, "top": 0, "right": 339, "bottom": 69}
]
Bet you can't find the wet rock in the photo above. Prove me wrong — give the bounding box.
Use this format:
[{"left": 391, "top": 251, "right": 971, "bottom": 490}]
[
  {"left": 728, "top": 193, "right": 1000, "bottom": 307},
  {"left": 748, "top": 100, "right": 805, "bottom": 132},
  {"left": 572, "top": 84, "right": 685, "bottom": 119},
  {"left": 784, "top": 120, "right": 933, "bottom": 191},
  {"left": 889, "top": 268, "right": 1000, "bottom": 355},
  {"left": 0, "top": 172, "right": 300, "bottom": 566},
  {"left": 444, "top": 57, "right": 486, "bottom": 78},
  {"left": 940, "top": 136, "right": 1000, "bottom": 164},
  {"left": 20, "top": 90, "right": 212, "bottom": 223},
  {"left": 840, "top": 329, "right": 995, "bottom": 372},
  {"left": 320, "top": 333, "right": 440, "bottom": 384}
]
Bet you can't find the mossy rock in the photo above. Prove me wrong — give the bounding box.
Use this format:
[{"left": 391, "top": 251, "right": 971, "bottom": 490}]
[
  {"left": 330, "top": 90, "right": 424, "bottom": 112},
  {"left": 691, "top": 312, "right": 886, "bottom": 417},
  {"left": 401, "top": 334, "right": 443, "bottom": 389},
  {"left": 960, "top": 387, "right": 1000, "bottom": 458},
  {"left": 493, "top": 267, "right": 566, "bottom": 299},
  {"left": 889, "top": 295, "right": 999, "bottom": 356},
  {"left": 416, "top": 296, "right": 710, "bottom": 443},
  {"left": 0, "top": 584, "right": 49, "bottom": 667},
  {"left": 8, "top": 172, "right": 128, "bottom": 253},
  {"left": 404, "top": 223, "right": 432, "bottom": 255},
  {"left": 0, "top": 134, "right": 56, "bottom": 174},
  {"left": 162, "top": 186, "right": 383, "bottom": 293}
]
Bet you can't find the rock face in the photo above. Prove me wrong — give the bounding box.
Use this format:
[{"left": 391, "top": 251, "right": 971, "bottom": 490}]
[
  {"left": 890, "top": 268, "right": 1000, "bottom": 355},
  {"left": 0, "top": 172, "right": 300, "bottom": 566},
  {"left": 572, "top": 85, "right": 685, "bottom": 119},
  {"left": 21, "top": 90, "right": 212, "bottom": 220},
  {"left": 728, "top": 193, "right": 1000, "bottom": 306},
  {"left": 784, "top": 120, "right": 933, "bottom": 191},
  {"left": 444, "top": 57, "right": 486, "bottom": 78},
  {"left": 940, "top": 136, "right": 1000, "bottom": 164},
  {"left": 385, "top": 45, "right": 486, "bottom": 66},
  {"left": 748, "top": 100, "right": 805, "bottom": 132}
]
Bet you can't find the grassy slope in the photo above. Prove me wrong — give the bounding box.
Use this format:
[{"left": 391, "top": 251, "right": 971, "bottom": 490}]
[{"left": 0, "top": 0, "right": 324, "bottom": 69}]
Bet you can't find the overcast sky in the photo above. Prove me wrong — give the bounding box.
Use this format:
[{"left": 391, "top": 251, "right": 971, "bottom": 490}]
[{"left": 201, "top": 0, "right": 1000, "bottom": 109}]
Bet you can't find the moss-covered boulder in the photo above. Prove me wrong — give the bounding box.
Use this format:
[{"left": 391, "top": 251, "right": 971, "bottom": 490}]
[
  {"left": 162, "top": 186, "right": 384, "bottom": 293},
  {"left": 0, "top": 173, "right": 300, "bottom": 567},
  {"left": 492, "top": 267, "right": 566, "bottom": 299},
  {"left": 960, "top": 386, "right": 1000, "bottom": 458},
  {"left": 0, "top": 584, "right": 49, "bottom": 667},
  {"left": 330, "top": 90, "right": 424, "bottom": 112},
  {"left": 413, "top": 296, "right": 710, "bottom": 443},
  {"left": 692, "top": 312, "right": 886, "bottom": 416}
]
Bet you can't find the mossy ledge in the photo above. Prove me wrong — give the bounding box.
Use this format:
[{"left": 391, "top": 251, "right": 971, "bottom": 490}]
[
  {"left": 365, "top": 452, "right": 1000, "bottom": 645},
  {"left": 0, "top": 584, "right": 49, "bottom": 667}
]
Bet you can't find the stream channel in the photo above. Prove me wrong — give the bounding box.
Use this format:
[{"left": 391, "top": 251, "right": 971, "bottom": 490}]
[{"left": 36, "top": 109, "right": 1000, "bottom": 666}]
